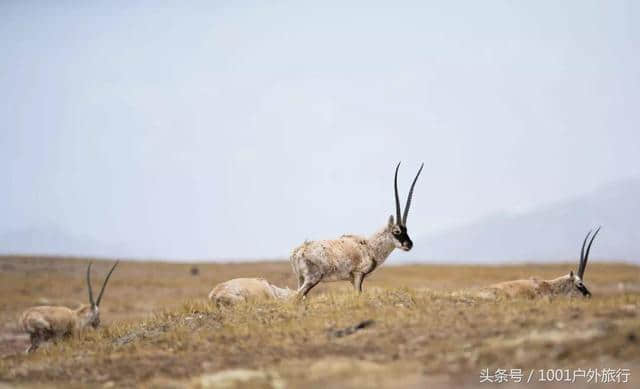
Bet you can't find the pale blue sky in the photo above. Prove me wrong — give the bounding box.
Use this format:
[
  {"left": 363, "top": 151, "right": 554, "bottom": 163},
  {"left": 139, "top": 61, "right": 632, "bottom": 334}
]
[{"left": 1, "top": 1, "right": 639, "bottom": 260}]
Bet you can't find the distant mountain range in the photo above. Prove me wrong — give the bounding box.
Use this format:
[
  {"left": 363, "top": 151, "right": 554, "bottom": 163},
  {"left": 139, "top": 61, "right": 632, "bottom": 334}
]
[
  {"left": 2, "top": 179, "right": 639, "bottom": 264},
  {"left": 0, "top": 224, "right": 127, "bottom": 259},
  {"left": 409, "top": 178, "right": 640, "bottom": 264}
]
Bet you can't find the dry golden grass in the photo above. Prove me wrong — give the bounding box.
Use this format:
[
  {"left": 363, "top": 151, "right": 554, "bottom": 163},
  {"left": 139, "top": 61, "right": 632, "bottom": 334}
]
[{"left": 1, "top": 256, "right": 639, "bottom": 388}]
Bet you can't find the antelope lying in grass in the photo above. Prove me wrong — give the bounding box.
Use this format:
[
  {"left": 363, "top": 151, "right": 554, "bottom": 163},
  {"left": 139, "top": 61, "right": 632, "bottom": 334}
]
[
  {"left": 19, "top": 261, "right": 119, "bottom": 353},
  {"left": 208, "top": 278, "right": 294, "bottom": 305},
  {"left": 290, "top": 162, "right": 424, "bottom": 299},
  {"left": 479, "top": 227, "right": 601, "bottom": 299}
]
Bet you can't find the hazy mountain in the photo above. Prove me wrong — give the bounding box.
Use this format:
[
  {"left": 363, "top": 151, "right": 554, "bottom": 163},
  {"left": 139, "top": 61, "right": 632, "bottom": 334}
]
[
  {"left": 3, "top": 179, "right": 639, "bottom": 264},
  {"left": 0, "top": 224, "right": 128, "bottom": 259},
  {"left": 409, "top": 178, "right": 640, "bottom": 264}
]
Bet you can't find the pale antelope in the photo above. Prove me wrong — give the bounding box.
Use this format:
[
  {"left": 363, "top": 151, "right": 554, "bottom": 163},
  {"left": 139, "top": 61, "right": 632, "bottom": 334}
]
[
  {"left": 480, "top": 227, "right": 601, "bottom": 299},
  {"left": 290, "top": 162, "right": 424, "bottom": 298},
  {"left": 19, "top": 261, "right": 119, "bottom": 353},
  {"left": 208, "top": 278, "right": 294, "bottom": 305}
]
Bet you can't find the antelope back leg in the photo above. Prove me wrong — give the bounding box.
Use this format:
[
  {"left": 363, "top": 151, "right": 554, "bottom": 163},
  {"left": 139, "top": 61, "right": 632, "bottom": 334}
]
[
  {"left": 296, "top": 277, "right": 321, "bottom": 300},
  {"left": 353, "top": 272, "right": 364, "bottom": 293},
  {"left": 26, "top": 333, "right": 40, "bottom": 354}
]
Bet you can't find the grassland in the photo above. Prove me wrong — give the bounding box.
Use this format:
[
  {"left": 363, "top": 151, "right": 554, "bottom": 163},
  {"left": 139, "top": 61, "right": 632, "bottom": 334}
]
[{"left": 0, "top": 256, "right": 639, "bottom": 388}]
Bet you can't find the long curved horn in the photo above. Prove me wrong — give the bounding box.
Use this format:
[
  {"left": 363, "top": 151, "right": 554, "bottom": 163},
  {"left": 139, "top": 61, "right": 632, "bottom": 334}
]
[
  {"left": 580, "top": 226, "right": 601, "bottom": 279},
  {"left": 87, "top": 262, "right": 95, "bottom": 307},
  {"left": 402, "top": 163, "right": 424, "bottom": 225},
  {"left": 96, "top": 261, "right": 119, "bottom": 306},
  {"left": 394, "top": 162, "right": 402, "bottom": 225},
  {"left": 577, "top": 229, "right": 593, "bottom": 277}
]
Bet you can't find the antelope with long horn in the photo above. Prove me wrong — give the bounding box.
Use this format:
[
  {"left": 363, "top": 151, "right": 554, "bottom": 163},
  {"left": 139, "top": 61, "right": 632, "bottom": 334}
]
[
  {"left": 479, "top": 227, "right": 601, "bottom": 299},
  {"left": 290, "top": 162, "right": 424, "bottom": 299},
  {"left": 19, "top": 261, "right": 119, "bottom": 353},
  {"left": 208, "top": 278, "right": 295, "bottom": 305}
]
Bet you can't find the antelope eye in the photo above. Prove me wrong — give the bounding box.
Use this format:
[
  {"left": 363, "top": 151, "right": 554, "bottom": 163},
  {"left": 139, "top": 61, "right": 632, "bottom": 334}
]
[{"left": 392, "top": 228, "right": 401, "bottom": 235}]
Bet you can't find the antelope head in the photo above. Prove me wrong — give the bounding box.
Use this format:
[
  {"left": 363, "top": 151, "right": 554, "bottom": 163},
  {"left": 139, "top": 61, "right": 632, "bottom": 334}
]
[
  {"left": 389, "top": 162, "right": 424, "bottom": 251},
  {"left": 568, "top": 227, "right": 601, "bottom": 297},
  {"left": 80, "top": 261, "right": 119, "bottom": 328}
]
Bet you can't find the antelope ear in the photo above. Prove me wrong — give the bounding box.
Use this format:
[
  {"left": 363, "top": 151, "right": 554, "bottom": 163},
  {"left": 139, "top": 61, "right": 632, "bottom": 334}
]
[
  {"left": 569, "top": 270, "right": 574, "bottom": 278},
  {"left": 388, "top": 215, "right": 395, "bottom": 228}
]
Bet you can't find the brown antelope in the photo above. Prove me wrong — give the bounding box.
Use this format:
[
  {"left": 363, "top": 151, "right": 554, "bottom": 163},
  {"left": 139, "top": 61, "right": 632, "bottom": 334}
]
[
  {"left": 479, "top": 227, "right": 601, "bottom": 299},
  {"left": 19, "top": 261, "right": 119, "bottom": 353},
  {"left": 208, "top": 278, "right": 294, "bottom": 305},
  {"left": 290, "top": 162, "right": 424, "bottom": 299}
]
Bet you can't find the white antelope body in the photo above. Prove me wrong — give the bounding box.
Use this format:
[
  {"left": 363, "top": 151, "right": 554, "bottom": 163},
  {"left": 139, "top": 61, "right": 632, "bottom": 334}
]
[
  {"left": 208, "top": 278, "right": 294, "bottom": 305},
  {"left": 19, "top": 261, "right": 119, "bottom": 353},
  {"left": 480, "top": 228, "right": 601, "bottom": 299},
  {"left": 290, "top": 162, "right": 424, "bottom": 298}
]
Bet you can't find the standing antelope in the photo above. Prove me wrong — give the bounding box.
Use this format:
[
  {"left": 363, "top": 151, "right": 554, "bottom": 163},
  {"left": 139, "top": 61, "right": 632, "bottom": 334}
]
[
  {"left": 290, "top": 162, "right": 424, "bottom": 299},
  {"left": 19, "top": 261, "right": 119, "bottom": 353},
  {"left": 208, "top": 278, "right": 294, "bottom": 305},
  {"left": 479, "top": 227, "right": 601, "bottom": 299}
]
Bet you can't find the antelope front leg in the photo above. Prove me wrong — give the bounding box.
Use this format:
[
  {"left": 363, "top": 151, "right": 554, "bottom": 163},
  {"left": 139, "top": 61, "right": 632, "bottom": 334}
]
[{"left": 352, "top": 272, "right": 364, "bottom": 293}]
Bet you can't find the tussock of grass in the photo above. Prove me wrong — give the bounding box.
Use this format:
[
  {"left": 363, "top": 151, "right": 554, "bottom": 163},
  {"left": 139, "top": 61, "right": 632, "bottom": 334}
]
[
  {"left": 1, "top": 258, "right": 639, "bottom": 387},
  {"left": 3, "top": 289, "right": 640, "bottom": 387}
]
